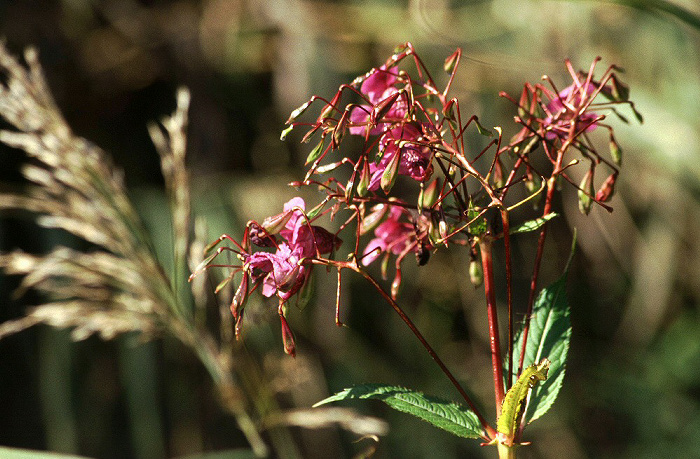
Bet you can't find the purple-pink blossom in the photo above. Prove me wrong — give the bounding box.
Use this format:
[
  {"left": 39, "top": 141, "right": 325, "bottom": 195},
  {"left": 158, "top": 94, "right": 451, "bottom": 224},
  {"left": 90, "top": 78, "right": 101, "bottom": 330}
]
[
  {"left": 349, "top": 65, "right": 407, "bottom": 136},
  {"left": 248, "top": 242, "right": 307, "bottom": 300},
  {"left": 544, "top": 82, "right": 601, "bottom": 140},
  {"left": 362, "top": 206, "right": 415, "bottom": 265},
  {"left": 247, "top": 197, "right": 341, "bottom": 300},
  {"left": 368, "top": 124, "right": 433, "bottom": 191}
]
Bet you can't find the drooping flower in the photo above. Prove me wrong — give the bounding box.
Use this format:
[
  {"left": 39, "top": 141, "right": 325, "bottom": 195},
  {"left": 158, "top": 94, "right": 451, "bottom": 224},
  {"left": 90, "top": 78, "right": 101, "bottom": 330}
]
[
  {"left": 248, "top": 197, "right": 341, "bottom": 300},
  {"left": 544, "top": 81, "right": 601, "bottom": 140},
  {"left": 368, "top": 123, "right": 433, "bottom": 191},
  {"left": 247, "top": 242, "right": 306, "bottom": 300},
  {"left": 362, "top": 205, "right": 415, "bottom": 266},
  {"left": 349, "top": 65, "right": 407, "bottom": 136}
]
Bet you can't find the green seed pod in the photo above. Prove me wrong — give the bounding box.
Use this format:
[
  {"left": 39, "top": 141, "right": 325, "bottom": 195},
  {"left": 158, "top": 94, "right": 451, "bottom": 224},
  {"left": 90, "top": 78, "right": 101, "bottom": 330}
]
[
  {"left": 578, "top": 168, "right": 594, "bottom": 215},
  {"left": 469, "top": 259, "right": 483, "bottom": 287}
]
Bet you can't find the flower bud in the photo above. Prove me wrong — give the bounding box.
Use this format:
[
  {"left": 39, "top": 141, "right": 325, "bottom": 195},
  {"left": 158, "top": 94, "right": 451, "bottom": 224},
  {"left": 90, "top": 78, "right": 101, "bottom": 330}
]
[
  {"left": 286, "top": 98, "right": 313, "bottom": 124},
  {"left": 357, "top": 157, "right": 371, "bottom": 197},
  {"left": 305, "top": 139, "right": 326, "bottom": 165},
  {"left": 609, "top": 135, "right": 622, "bottom": 166},
  {"left": 444, "top": 50, "right": 460, "bottom": 73},
  {"left": 280, "top": 125, "right": 294, "bottom": 141},
  {"left": 492, "top": 156, "right": 505, "bottom": 189},
  {"left": 391, "top": 269, "right": 402, "bottom": 299},
  {"left": 518, "top": 86, "right": 530, "bottom": 121},
  {"left": 230, "top": 274, "right": 248, "bottom": 322},
  {"left": 438, "top": 219, "right": 449, "bottom": 240},
  {"left": 596, "top": 173, "right": 617, "bottom": 203},
  {"left": 261, "top": 211, "right": 293, "bottom": 235},
  {"left": 279, "top": 314, "right": 296, "bottom": 357},
  {"left": 578, "top": 167, "right": 594, "bottom": 215},
  {"left": 469, "top": 259, "right": 483, "bottom": 287},
  {"left": 419, "top": 178, "right": 439, "bottom": 211},
  {"left": 610, "top": 74, "right": 630, "bottom": 101},
  {"left": 371, "top": 90, "right": 401, "bottom": 125},
  {"left": 360, "top": 204, "right": 388, "bottom": 235},
  {"left": 332, "top": 108, "right": 350, "bottom": 149},
  {"left": 318, "top": 91, "right": 341, "bottom": 122},
  {"left": 380, "top": 148, "right": 401, "bottom": 194}
]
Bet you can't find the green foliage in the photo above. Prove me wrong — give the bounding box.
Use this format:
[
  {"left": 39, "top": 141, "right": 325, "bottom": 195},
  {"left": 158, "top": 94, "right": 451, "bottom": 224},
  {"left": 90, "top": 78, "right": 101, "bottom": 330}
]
[
  {"left": 509, "top": 213, "right": 559, "bottom": 235},
  {"left": 512, "top": 274, "right": 572, "bottom": 425},
  {"left": 314, "top": 384, "right": 483, "bottom": 439}
]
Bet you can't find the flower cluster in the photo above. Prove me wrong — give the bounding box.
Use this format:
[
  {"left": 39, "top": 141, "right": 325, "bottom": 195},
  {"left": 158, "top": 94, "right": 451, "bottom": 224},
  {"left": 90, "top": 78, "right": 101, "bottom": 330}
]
[
  {"left": 191, "top": 197, "right": 340, "bottom": 355},
  {"left": 194, "top": 43, "right": 638, "bottom": 356}
]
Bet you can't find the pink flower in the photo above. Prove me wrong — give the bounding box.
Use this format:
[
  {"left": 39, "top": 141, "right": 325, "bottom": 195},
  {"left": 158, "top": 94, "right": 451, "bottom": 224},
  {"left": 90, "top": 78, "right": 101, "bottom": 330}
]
[
  {"left": 361, "top": 65, "right": 399, "bottom": 103},
  {"left": 368, "top": 124, "right": 433, "bottom": 190},
  {"left": 362, "top": 206, "right": 414, "bottom": 265},
  {"left": 544, "top": 82, "right": 600, "bottom": 140},
  {"left": 248, "top": 242, "right": 307, "bottom": 300},
  {"left": 349, "top": 65, "right": 407, "bottom": 136},
  {"left": 248, "top": 197, "right": 341, "bottom": 300},
  {"left": 278, "top": 197, "right": 341, "bottom": 257}
]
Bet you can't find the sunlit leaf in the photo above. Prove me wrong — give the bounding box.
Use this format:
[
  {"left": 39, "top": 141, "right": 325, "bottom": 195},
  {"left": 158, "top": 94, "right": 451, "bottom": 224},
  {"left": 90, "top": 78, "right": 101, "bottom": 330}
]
[{"left": 314, "top": 384, "right": 483, "bottom": 439}]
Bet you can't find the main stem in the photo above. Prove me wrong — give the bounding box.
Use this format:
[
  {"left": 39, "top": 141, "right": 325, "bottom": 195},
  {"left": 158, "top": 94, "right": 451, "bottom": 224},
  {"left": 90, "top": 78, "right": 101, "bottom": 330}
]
[
  {"left": 480, "top": 239, "right": 505, "bottom": 415},
  {"left": 500, "top": 209, "right": 514, "bottom": 391}
]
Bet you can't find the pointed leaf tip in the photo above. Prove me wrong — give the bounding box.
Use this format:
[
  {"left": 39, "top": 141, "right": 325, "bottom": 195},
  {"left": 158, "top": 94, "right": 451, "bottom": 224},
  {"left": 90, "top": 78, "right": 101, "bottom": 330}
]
[{"left": 314, "top": 384, "right": 484, "bottom": 439}]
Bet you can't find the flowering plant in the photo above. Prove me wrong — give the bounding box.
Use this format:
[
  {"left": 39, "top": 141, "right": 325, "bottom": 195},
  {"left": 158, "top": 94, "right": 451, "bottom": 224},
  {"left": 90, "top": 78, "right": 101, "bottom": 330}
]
[{"left": 191, "top": 42, "right": 641, "bottom": 457}]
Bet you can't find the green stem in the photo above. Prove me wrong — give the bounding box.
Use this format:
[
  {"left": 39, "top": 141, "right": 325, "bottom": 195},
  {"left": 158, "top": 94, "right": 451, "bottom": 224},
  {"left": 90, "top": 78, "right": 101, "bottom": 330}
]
[{"left": 498, "top": 443, "right": 516, "bottom": 459}]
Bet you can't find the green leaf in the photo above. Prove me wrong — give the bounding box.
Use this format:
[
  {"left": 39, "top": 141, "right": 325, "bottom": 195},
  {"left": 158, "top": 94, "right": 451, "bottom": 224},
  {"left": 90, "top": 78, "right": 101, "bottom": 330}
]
[
  {"left": 314, "top": 384, "right": 483, "bottom": 439},
  {"left": 512, "top": 241, "right": 573, "bottom": 424},
  {"left": 509, "top": 213, "right": 559, "bottom": 235},
  {"left": 467, "top": 202, "right": 487, "bottom": 237}
]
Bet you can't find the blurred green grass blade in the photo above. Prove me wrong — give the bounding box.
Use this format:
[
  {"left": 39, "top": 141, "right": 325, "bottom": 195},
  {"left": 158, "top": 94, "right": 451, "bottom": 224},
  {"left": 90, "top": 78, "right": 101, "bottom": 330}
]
[
  {"left": 594, "top": 0, "right": 700, "bottom": 29},
  {"left": 118, "top": 335, "right": 165, "bottom": 459},
  {"left": 38, "top": 328, "right": 78, "bottom": 454},
  {"left": 0, "top": 446, "right": 89, "bottom": 459},
  {"left": 176, "top": 449, "right": 257, "bottom": 459}
]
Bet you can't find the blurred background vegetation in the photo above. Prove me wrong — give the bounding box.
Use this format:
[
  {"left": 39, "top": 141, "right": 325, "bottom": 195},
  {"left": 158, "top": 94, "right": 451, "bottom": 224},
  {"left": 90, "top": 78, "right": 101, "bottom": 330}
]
[{"left": 0, "top": 0, "right": 699, "bottom": 458}]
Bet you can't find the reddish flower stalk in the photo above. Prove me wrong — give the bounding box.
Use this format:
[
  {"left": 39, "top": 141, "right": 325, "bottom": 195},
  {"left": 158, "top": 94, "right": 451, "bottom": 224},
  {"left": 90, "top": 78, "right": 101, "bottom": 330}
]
[
  {"left": 500, "top": 209, "right": 514, "bottom": 391},
  {"left": 480, "top": 239, "right": 505, "bottom": 414}
]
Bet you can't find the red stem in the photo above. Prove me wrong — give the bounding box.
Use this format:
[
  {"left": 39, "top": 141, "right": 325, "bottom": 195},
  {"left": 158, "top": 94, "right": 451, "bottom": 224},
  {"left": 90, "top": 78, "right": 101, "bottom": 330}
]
[
  {"left": 517, "top": 141, "right": 569, "bottom": 377},
  {"left": 516, "top": 193, "right": 552, "bottom": 377},
  {"left": 480, "top": 239, "right": 505, "bottom": 415},
  {"left": 500, "top": 209, "right": 514, "bottom": 391}
]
